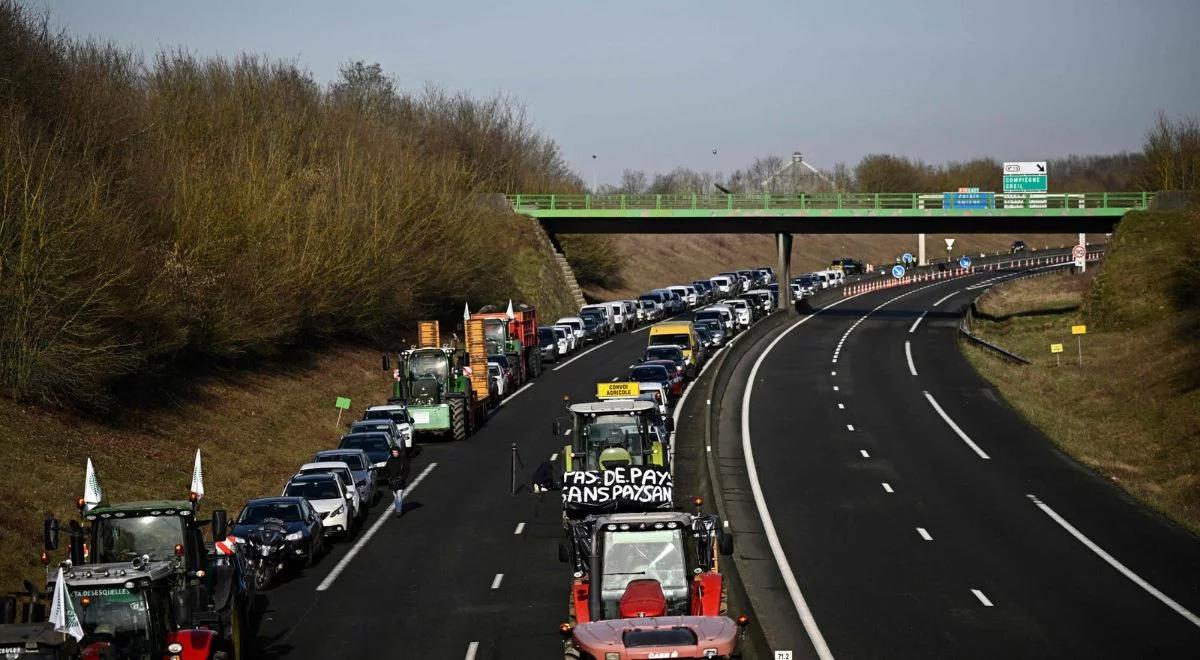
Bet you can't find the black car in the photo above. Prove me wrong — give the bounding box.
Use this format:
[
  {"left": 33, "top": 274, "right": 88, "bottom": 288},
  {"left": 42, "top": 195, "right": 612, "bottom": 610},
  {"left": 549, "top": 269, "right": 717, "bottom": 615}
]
[
  {"left": 339, "top": 431, "right": 396, "bottom": 467},
  {"left": 232, "top": 497, "right": 324, "bottom": 567},
  {"left": 580, "top": 313, "right": 607, "bottom": 340},
  {"left": 628, "top": 364, "right": 674, "bottom": 401},
  {"left": 1011, "top": 240, "right": 1027, "bottom": 253},
  {"left": 831, "top": 258, "right": 865, "bottom": 275},
  {"left": 694, "top": 319, "right": 727, "bottom": 347},
  {"left": 537, "top": 326, "right": 559, "bottom": 363},
  {"left": 642, "top": 345, "right": 690, "bottom": 378}
]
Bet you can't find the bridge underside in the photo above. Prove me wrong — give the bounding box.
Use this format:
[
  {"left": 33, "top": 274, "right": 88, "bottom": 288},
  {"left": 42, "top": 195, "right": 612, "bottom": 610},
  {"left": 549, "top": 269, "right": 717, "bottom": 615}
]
[{"left": 535, "top": 212, "right": 1123, "bottom": 235}]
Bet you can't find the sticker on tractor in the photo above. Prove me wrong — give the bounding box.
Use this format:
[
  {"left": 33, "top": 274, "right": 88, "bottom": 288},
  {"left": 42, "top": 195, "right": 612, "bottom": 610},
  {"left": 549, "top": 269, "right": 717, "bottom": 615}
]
[
  {"left": 597, "top": 382, "right": 641, "bottom": 399},
  {"left": 562, "top": 466, "right": 674, "bottom": 513}
]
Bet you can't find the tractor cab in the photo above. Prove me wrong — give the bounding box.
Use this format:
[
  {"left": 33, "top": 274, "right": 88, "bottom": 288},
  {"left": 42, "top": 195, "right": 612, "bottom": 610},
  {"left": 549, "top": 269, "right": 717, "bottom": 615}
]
[
  {"left": 557, "top": 400, "right": 665, "bottom": 472},
  {"left": 561, "top": 509, "right": 733, "bottom": 626},
  {"left": 399, "top": 347, "right": 457, "bottom": 406},
  {"left": 50, "top": 560, "right": 177, "bottom": 659}
]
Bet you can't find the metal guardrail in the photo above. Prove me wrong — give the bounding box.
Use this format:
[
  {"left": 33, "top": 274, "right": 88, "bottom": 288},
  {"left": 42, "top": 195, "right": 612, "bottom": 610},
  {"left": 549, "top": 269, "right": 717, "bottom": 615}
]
[{"left": 507, "top": 192, "right": 1154, "bottom": 214}]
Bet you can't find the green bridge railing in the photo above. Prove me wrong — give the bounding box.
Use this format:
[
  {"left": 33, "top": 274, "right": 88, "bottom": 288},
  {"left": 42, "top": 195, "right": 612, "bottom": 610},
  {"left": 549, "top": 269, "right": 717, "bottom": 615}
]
[{"left": 506, "top": 192, "right": 1153, "bottom": 213}]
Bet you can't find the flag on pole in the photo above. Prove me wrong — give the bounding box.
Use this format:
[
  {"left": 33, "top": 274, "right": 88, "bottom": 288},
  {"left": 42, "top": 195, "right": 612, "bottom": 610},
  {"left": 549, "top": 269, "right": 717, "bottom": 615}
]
[
  {"left": 190, "top": 449, "right": 204, "bottom": 500},
  {"left": 463, "top": 302, "right": 470, "bottom": 321},
  {"left": 506, "top": 299, "right": 515, "bottom": 320},
  {"left": 83, "top": 458, "right": 103, "bottom": 512},
  {"left": 49, "top": 567, "right": 84, "bottom": 641}
]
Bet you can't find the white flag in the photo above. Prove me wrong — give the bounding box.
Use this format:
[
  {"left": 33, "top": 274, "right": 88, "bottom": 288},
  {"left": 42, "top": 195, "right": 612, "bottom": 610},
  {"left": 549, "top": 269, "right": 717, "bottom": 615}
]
[
  {"left": 505, "top": 299, "right": 515, "bottom": 320},
  {"left": 83, "top": 458, "right": 102, "bottom": 512},
  {"left": 190, "top": 449, "right": 204, "bottom": 500},
  {"left": 49, "top": 567, "right": 84, "bottom": 641},
  {"left": 463, "top": 302, "right": 471, "bottom": 321}
]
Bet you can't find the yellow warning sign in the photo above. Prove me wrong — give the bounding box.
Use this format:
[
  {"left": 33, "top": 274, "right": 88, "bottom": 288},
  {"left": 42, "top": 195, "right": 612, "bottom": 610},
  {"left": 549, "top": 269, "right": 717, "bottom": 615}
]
[
  {"left": 597, "top": 382, "right": 641, "bottom": 399},
  {"left": 1050, "top": 343, "right": 1064, "bottom": 353},
  {"left": 1071, "top": 325, "right": 1087, "bottom": 335}
]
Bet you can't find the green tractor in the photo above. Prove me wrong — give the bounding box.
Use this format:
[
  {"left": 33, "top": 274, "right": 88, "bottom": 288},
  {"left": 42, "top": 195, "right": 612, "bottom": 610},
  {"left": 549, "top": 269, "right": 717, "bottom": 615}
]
[
  {"left": 391, "top": 345, "right": 489, "bottom": 442},
  {"left": 554, "top": 398, "right": 669, "bottom": 473}
]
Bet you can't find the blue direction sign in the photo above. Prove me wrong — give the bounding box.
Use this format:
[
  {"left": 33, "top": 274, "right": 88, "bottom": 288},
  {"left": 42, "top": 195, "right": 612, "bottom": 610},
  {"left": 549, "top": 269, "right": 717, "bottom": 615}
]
[
  {"left": 943, "top": 192, "right": 993, "bottom": 209},
  {"left": 959, "top": 256, "right": 973, "bottom": 269},
  {"left": 891, "top": 264, "right": 907, "bottom": 279},
  {"left": 901, "top": 252, "right": 914, "bottom": 264}
]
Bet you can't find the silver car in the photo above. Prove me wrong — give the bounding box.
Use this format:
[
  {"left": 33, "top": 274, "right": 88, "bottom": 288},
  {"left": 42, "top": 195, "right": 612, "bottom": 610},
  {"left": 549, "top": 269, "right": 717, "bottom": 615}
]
[{"left": 314, "top": 448, "right": 379, "bottom": 505}]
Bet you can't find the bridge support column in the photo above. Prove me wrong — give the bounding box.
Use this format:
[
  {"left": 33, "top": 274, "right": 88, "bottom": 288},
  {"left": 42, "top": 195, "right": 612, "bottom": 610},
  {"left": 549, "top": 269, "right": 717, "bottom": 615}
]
[
  {"left": 918, "top": 233, "right": 927, "bottom": 266},
  {"left": 776, "top": 232, "right": 793, "bottom": 313}
]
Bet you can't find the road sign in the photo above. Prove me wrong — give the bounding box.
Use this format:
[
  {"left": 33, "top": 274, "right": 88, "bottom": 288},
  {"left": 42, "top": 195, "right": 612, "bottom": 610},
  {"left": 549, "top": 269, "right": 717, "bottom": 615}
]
[
  {"left": 1050, "top": 343, "right": 1064, "bottom": 353},
  {"left": 1071, "top": 244, "right": 1086, "bottom": 259},
  {"left": 901, "top": 252, "right": 914, "bottom": 264},
  {"left": 1003, "top": 174, "right": 1048, "bottom": 192},
  {"left": 943, "top": 192, "right": 993, "bottom": 209},
  {"left": 1071, "top": 325, "right": 1087, "bottom": 335},
  {"left": 1003, "top": 162, "right": 1047, "bottom": 175},
  {"left": 891, "top": 264, "right": 906, "bottom": 279},
  {"left": 334, "top": 396, "right": 351, "bottom": 410},
  {"left": 944, "top": 238, "right": 956, "bottom": 250},
  {"left": 959, "top": 256, "right": 973, "bottom": 268},
  {"left": 597, "top": 381, "right": 640, "bottom": 399}
]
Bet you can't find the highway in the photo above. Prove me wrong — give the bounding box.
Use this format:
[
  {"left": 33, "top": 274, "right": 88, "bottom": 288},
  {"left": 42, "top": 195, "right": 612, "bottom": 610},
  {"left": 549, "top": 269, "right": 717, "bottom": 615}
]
[
  {"left": 252, "top": 322, "right": 677, "bottom": 658},
  {"left": 735, "top": 268, "right": 1200, "bottom": 658}
]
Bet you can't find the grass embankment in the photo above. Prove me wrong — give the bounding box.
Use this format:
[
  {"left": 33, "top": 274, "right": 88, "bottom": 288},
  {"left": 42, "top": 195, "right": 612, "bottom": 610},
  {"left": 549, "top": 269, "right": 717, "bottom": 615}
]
[
  {"left": 964, "top": 210, "right": 1200, "bottom": 532},
  {"left": 0, "top": 346, "right": 390, "bottom": 591}
]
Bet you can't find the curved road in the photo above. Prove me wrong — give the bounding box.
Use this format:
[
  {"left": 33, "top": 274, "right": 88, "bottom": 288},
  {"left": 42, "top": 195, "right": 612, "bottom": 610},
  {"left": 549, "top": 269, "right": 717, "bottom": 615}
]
[{"left": 743, "top": 268, "right": 1200, "bottom": 658}]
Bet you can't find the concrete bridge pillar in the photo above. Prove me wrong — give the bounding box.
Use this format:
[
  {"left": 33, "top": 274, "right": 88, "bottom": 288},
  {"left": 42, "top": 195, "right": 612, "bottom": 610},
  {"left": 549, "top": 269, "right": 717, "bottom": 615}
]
[{"left": 777, "top": 232, "right": 793, "bottom": 313}]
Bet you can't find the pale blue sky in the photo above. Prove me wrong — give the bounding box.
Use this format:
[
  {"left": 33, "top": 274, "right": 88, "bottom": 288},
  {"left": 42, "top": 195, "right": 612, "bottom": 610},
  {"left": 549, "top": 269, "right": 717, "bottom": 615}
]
[{"left": 39, "top": 0, "right": 1200, "bottom": 185}]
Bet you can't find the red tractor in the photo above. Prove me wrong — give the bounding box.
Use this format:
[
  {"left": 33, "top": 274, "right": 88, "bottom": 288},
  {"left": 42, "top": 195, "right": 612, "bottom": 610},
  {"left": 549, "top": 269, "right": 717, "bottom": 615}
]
[{"left": 472, "top": 304, "right": 541, "bottom": 386}]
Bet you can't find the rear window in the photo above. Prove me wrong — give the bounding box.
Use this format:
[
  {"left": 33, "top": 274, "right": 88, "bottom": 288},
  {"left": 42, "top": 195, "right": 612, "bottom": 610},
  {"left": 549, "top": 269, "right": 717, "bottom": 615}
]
[
  {"left": 649, "top": 333, "right": 689, "bottom": 347},
  {"left": 630, "top": 366, "right": 670, "bottom": 381}
]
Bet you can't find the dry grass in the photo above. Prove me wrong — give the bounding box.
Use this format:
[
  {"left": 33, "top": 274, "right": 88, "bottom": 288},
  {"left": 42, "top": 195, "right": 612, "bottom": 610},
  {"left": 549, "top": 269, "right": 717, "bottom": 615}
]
[
  {"left": 590, "top": 232, "right": 1081, "bottom": 300},
  {"left": 0, "top": 345, "right": 391, "bottom": 591},
  {"left": 965, "top": 213, "right": 1200, "bottom": 532}
]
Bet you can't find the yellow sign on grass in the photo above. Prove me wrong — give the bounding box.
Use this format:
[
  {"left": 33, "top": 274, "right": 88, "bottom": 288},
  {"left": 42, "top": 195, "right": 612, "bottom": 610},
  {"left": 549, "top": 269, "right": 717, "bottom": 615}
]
[
  {"left": 1071, "top": 325, "right": 1087, "bottom": 335},
  {"left": 1050, "top": 343, "right": 1064, "bottom": 353},
  {"left": 597, "top": 382, "right": 640, "bottom": 399}
]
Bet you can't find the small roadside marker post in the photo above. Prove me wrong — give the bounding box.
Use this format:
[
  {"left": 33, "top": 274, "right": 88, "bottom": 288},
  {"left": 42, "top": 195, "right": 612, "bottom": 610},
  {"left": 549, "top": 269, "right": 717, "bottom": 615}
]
[
  {"left": 334, "top": 396, "right": 351, "bottom": 429},
  {"left": 1070, "top": 325, "right": 1087, "bottom": 366},
  {"left": 1050, "top": 342, "right": 1064, "bottom": 367}
]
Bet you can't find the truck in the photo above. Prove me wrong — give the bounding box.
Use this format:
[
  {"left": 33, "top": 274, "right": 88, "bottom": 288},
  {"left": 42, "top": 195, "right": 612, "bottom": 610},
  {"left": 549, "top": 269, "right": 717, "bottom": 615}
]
[
  {"left": 472, "top": 304, "right": 542, "bottom": 386},
  {"left": 19, "top": 493, "right": 256, "bottom": 660},
  {"left": 390, "top": 320, "right": 489, "bottom": 441}
]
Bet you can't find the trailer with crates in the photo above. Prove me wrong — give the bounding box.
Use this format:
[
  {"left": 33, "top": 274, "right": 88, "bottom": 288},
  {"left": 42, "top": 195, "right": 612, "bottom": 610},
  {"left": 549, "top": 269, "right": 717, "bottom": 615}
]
[{"left": 390, "top": 320, "right": 490, "bottom": 441}]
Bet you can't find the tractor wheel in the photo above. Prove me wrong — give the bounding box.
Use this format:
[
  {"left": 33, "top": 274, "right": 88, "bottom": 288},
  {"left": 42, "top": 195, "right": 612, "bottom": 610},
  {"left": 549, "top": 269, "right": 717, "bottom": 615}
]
[
  {"left": 449, "top": 397, "right": 468, "bottom": 441},
  {"left": 222, "top": 593, "right": 249, "bottom": 660}
]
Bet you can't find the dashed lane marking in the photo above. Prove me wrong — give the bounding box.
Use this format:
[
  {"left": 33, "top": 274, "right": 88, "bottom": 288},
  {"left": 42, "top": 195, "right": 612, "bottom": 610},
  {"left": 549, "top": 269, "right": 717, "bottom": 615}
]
[
  {"left": 882, "top": 483, "right": 893, "bottom": 493},
  {"left": 923, "top": 391, "right": 990, "bottom": 459},
  {"left": 513, "top": 522, "right": 525, "bottom": 535},
  {"left": 917, "top": 528, "right": 933, "bottom": 541},
  {"left": 837, "top": 403, "right": 845, "bottom": 410},
  {"left": 905, "top": 341, "right": 918, "bottom": 376},
  {"left": 846, "top": 424, "right": 855, "bottom": 431},
  {"left": 860, "top": 450, "right": 870, "bottom": 458},
  {"left": 908, "top": 310, "right": 928, "bottom": 333},
  {"left": 491, "top": 573, "right": 504, "bottom": 590},
  {"left": 972, "top": 589, "right": 994, "bottom": 607},
  {"left": 933, "top": 290, "right": 959, "bottom": 306},
  {"left": 465, "top": 641, "right": 479, "bottom": 660}
]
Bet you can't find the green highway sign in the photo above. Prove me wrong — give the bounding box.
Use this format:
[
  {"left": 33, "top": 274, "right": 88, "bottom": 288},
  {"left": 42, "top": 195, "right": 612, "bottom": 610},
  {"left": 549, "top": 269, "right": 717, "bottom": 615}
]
[
  {"left": 335, "top": 396, "right": 352, "bottom": 410},
  {"left": 1003, "top": 174, "right": 1048, "bottom": 192}
]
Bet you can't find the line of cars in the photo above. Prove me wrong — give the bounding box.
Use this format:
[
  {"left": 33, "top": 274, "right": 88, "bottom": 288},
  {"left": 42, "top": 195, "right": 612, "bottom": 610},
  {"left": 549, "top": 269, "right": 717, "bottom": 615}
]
[{"left": 228, "top": 404, "right": 414, "bottom": 588}]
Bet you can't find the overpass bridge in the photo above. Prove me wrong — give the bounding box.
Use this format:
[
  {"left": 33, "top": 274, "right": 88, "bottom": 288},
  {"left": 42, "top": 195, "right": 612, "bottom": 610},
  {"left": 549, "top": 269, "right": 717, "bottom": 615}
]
[{"left": 505, "top": 191, "right": 1153, "bottom": 312}]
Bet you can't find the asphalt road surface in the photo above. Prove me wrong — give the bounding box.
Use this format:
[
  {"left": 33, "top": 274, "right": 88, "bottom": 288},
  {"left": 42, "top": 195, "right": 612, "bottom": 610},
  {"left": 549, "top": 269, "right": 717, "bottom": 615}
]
[
  {"left": 741, "top": 268, "right": 1200, "bottom": 658},
  {"left": 252, "top": 320, "right": 682, "bottom": 658}
]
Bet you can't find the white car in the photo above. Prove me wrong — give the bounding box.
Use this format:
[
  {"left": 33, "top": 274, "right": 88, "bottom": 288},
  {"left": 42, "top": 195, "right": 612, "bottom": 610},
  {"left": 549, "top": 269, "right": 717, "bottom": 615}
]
[
  {"left": 551, "top": 326, "right": 571, "bottom": 355},
  {"left": 488, "top": 361, "right": 508, "bottom": 398},
  {"left": 606, "top": 301, "right": 628, "bottom": 331},
  {"left": 294, "top": 462, "right": 363, "bottom": 522},
  {"left": 553, "top": 324, "right": 577, "bottom": 352},
  {"left": 666, "top": 286, "right": 692, "bottom": 309},
  {"left": 697, "top": 305, "right": 735, "bottom": 335},
  {"left": 555, "top": 317, "right": 586, "bottom": 344},
  {"left": 282, "top": 473, "right": 354, "bottom": 537},
  {"left": 709, "top": 276, "right": 733, "bottom": 296},
  {"left": 722, "top": 299, "right": 752, "bottom": 328},
  {"left": 362, "top": 405, "right": 414, "bottom": 449}
]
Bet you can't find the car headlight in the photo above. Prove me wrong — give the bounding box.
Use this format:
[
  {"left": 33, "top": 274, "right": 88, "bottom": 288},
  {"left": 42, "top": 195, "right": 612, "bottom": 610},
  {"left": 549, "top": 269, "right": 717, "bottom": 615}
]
[
  {"left": 331, "top": 505, "right": 345, "bottom": 517},
  {"left": 285, "top": 532, "right": 303, "bottom": 542},
  {"left": 167, "top": 642, "right": 184, "bottom": 654}
]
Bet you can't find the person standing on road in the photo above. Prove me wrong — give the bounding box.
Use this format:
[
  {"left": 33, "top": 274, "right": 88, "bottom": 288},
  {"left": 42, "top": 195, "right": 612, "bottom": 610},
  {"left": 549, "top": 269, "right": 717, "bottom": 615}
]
[{"left": 384, "top": 446, "right": 410, "bottom": 516}]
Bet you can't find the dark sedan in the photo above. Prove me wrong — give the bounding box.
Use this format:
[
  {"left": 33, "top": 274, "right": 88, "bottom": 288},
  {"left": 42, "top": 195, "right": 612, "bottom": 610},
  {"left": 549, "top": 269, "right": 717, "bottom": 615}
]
[
  {"left": 339, "top": 431, "right": 396, "bottom": 468},
  {"left": 628, "top": 363, "right": 676, "bottom": 403},
  {"left": 231, "top": 497, "right": 324, "bottom": 567},
  {"left": 641, "top": 359, "right": 684, "bottom": 397}
]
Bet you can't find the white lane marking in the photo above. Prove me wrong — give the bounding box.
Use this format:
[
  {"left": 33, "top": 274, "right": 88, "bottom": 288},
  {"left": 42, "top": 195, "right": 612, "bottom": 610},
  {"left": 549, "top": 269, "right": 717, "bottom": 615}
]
[
  {"left": 860, "top": 450, "right": 870, "bottom": 458},
  {"left": 514, "top": 522, "right": 525, "bottom": 535},
  {"left": 465, "top": 641, "right": 479, "bottom": 660},
  {"left": 846, "top": 424, "right": 855, "bottom": 431},
  {"left": 831, "top": 371, "right": 836, "bottom": 376},
  {"left": 550, "top": 452, "right": 558, "bottom": 461},
  {"left": 491, "top": 573, "right": 504, "bottom": 589},
  {"left": 610, "top": 376, "right": 619, "bottom": 381},
  {"left": 496, "top": 382, "right": 532, "bottom": 407},
  {"left": 922, "top": 391, "right": 990, "bottom": 459},
  {"left": 837, "top": 403, "right": 845, "bottom": 410},
  {"left": 1027, "top": 494, "right": 1200, "bottom": 628},
  {"left": 882, "top": 483, "right": 893, "bottom": 493},
  {"left": 908, "top": 310, "right": 928, "bottom": 333},
  {"left": 553, "top": 339, "right": 614, "bottom": 371},
  {"left": 917, "top": 527, "right": 933, "bottom": 541},
  {"left": 830, "top": 280, "right": 951, "bottom": 362},
  {"left": 744, "top": 299, "right": 874, "bottom": 660},
  {"left": 933, "top": 290, "right": 959, "bottom": 306},
  {"left": 317, "top": 462, "right": 438, "bottom": 591},
  {"left": 905, "top": 341, "right": 918, "bottom": 376},
  {"left": 833, "top": 386, "right": 839, "bottom": 392},
  {"left": 972, "top": 589, "right": 994, "bottom": 607}
]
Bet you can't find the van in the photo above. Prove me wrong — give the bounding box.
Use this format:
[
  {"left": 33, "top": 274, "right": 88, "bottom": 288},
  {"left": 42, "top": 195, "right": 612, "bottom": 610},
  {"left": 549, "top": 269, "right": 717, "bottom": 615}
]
[
  {"left": 605, "top": 301, "right": 628, "bottom": 331},
  {"left": 709, "top": 276, "right": 733, "bottom": 296},
  {"left": 579, "top": 303, "right": 614, "bottom": 333},
  {"left": 648, "top": 321, "right": 701, "bottom": 367},
  {"left": 666, "top": 286, "right": 692, "bottom": 308}
]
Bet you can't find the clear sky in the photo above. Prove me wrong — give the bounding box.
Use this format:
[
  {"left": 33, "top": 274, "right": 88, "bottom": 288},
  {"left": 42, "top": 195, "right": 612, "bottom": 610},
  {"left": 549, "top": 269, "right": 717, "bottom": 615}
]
[{"left": 38, "top": 0, "right": 1200, "bottom": 185}]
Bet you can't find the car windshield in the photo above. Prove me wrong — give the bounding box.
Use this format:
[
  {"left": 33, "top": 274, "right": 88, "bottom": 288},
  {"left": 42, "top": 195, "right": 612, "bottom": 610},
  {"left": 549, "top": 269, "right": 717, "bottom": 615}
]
[
  {"left": 407, "top": 351, "right": 448, "bottom": 381},
  {"left": 488, "top": 364, "right": 500, "bottom": 375},
  {"left": 341, "top": 435, "right": 390, "bottom": 456},
  {"left": 71, "top": 586, "right": 151, "bottom": 649},
  {"left": 285, "top": 479, "right": 341, "bottom": 501},
  {"left": 649, "top": 334, "right": 689, "bottom": 349},
  {"left": 484, "top": 319, "right": 507, "bottom": 345},
  {"left": 582, "top": 315, "right": 601, "bottom": 327},
  {"left": 489, "top": 354, "right": 510, "bottom": 367},
  {"left": 319, "top": 453, "right": 366, "bottom": 470},
  {"left": 93, "top": 515, "right": 185, "bottom": 563},
  {"left": 630, "top": 366, "right": 669, "bottom": 381},
  {"left": 582, "top": 414, "right": 646, "bottom": 456},
  {"left": 364, "top": 408, "right": 410, "bottom": 423},
  {"left": 539, "top": 328, "right": 555, "bottom": 344},
  {"left": 645, "top": 346, "right": 683, "bottom": 361},
  {"left": 239, "top": 502, "right": 303, "bottom": 524},
  {"left": 601, "top": 529, "right": 689, "bottom": 617}
]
